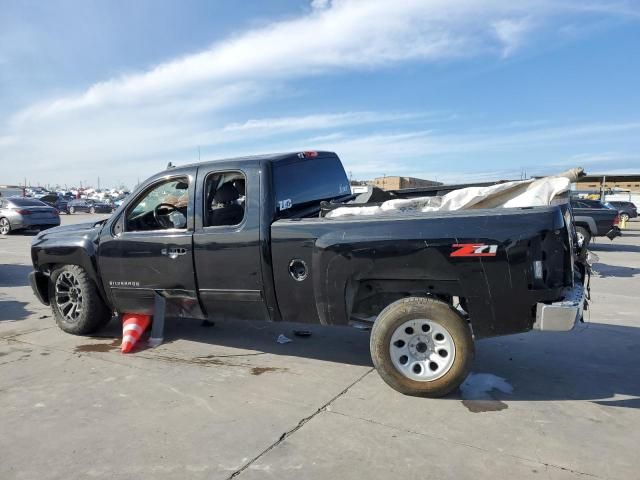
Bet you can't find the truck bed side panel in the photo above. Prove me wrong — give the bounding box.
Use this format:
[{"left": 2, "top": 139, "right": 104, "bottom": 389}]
[{"left": 271, "top": 207, "right": 567, "bottom": 338}]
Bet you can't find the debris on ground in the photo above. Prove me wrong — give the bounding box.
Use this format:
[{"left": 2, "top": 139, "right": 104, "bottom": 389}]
[
  {"left": 293, "top": 329, "right": 312, "bottom": 337},
  {"left": 276, "top": 334, "right": 292, "bottom": 344}
]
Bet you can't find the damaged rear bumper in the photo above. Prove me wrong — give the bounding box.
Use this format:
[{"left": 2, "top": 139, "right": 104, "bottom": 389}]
[
  {"left": 533, "top": 281, "right": 585, "bottom": 332},
  {"left": 606, "top": 226, "right": 621, "bottom": 240}
]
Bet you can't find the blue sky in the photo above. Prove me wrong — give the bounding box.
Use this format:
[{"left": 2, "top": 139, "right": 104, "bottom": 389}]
[{"left": 1, "top": 0, "right": 639, "bottom": 188}]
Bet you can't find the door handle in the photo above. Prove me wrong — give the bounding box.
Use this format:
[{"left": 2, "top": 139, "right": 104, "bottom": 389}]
[{"left": 161, "top": 247, "right": 188, "bottom": 259}]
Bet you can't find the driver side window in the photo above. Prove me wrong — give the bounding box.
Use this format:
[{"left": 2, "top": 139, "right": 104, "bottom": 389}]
[{"left": 126, "top": 177, "right": 189, "bottom": 232}]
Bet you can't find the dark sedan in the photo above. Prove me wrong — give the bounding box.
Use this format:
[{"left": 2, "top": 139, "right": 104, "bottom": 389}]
[
  {"left": 39, "top": 194, "right": 69, "bottom": 214},
  {"left": 67, "top": 198, "right": 114, "bottom": 214},
  {"left": 607, "top": 201, "right": 638, "bottom": 221}
]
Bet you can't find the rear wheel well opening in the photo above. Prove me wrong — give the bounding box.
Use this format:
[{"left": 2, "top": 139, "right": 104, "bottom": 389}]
[{"left": 348, "top": 279, "right": 466, "bottom": 323}]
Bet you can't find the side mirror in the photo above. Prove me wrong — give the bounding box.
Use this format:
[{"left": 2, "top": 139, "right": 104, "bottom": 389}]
[{"left": 113, "top": 214, "right": 125, "bottom": 236}]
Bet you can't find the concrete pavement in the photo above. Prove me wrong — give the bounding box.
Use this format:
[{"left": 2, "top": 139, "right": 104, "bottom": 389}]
[{"left": 1, "top": 214, "right": 638, "bottom": 479}]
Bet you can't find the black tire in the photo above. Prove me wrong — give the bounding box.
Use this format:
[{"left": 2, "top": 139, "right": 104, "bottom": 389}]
[
  {"left": 0, "top": 217, "right": 11, "bottom": 235},
  {"left": 50, "top": 265, "right": 112, "bottom": 335},
  {"left": 370, "top": 297, "right": 474, "bottom": 397},
  {"left": 89, "top": 206, "right": 95, "bottom": 214},
  {"left": 68, "top": 206, "right": 75, "bottom": 214},
  {"left": 575, "top": 226, "right": 591, "bottom": 247},
  {"left": 620, "top": 213, "right": 630, "bottom": 222}
]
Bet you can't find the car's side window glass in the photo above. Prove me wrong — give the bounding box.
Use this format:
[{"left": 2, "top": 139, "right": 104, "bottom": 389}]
[
  {"left": 125, "top": 177, "right": 189, "bottom": 232},
  {"left": 204, "top": 171, "right": 246, "bottom": 227}
]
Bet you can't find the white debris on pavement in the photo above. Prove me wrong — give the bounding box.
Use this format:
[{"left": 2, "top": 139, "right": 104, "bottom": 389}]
[
  {"left": 276, "top": 334, "right": 292, "bottom": 344},
  {"left": 460, "top": 373, "right": 514, "bottom": 400}
]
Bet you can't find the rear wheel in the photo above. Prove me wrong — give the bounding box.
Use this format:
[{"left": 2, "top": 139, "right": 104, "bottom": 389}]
[
  {"left": 620, "top": 213, "right": 630, "bottom": 222},
  {"left": 69, "top": 206, "right": 75, "bottom": 214},
  {"left": 50, "top": 265, "right": 112, "bottom": 335},
  {"left": 370, "top": 297, "right": 474, "bottom": 397},
  {"left": 89, "top": 206, "right": 95, "bottom": 214},
  {"left": 0, "top": 217, "right": 10, "bottom": 235},
  {"left": 575, "top": 226, "right": 591, "bottom": 247}
]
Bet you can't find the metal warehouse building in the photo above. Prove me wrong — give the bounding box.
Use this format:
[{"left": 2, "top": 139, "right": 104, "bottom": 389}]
[{"left": 575, "top": 174, "right": 640, "bottom": 193}]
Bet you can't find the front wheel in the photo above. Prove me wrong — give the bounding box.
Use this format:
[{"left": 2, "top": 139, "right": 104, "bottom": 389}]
[
  {"left": 370, "top": 297, "right": 474, "bottom": 397},
  {"left": 50, "top": 265, "right": 112, "bottom": 335},
  {"left": 89, "top": 206, "right": 95, "bottom": 214},
  {"left": 620, "top": 213, "right": 630, "bottom": 222},
  {"left": 0, "top": 217, "right": 11, "bottom": 235},
  {"left": 68, "top": 206, "right": 75, "bottom": 214}
]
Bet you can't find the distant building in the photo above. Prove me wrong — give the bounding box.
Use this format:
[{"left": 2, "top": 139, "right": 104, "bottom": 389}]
[
  {"left": 372, "top": 176, "right": 442, "bottom": 191},
  {"left": 575, "top": 174, "right": 640, "bottom": 193}
]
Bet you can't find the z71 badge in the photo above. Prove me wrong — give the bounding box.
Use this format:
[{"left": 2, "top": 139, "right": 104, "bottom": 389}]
[{"left": 450, "top": 243, "right": 498, "bottom": 257}]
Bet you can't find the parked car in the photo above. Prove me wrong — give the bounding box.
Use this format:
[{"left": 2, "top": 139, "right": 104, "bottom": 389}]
[
  {"left": 39, "top": 194, "right": 69, "bottom": 214},
  {"left": 570, "top": 199, "right": 620, "bottom": 246},
  {"left": 67, "top": 198, "right": 114, "bottom": 214},
  {"left": 606, "top": 201, "right": 638, "bottom": 222},
  {"left": 0, "top": 197, "right": 60, "bottom": 235},
  {"left": 30, "top": 151, "right": 586, "bottom": 397}
]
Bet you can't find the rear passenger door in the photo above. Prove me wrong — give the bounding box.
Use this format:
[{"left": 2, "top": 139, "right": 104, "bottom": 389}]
[{"left": 192, "top": 164, "right": 267, "bottom": 321}]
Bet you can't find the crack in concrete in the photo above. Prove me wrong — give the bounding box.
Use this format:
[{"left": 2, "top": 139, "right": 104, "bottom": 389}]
[
  {"left": 327, "top": 410, "right": 603, "bottom": 479},
  {"left": 226, "top": 368, "right": 375, "bottom": 480}
]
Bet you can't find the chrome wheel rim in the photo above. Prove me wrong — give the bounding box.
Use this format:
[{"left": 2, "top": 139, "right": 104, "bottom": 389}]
[
  {"left": 0, "top": 219, "right": 9, "bottom": 234},
  {"left": 55, "top": 271, "right": 83, "bottom": 322},
  {"left": 576, "top": 230, "right": 585, "bottom": 247},
  {"left": 390, "top": 319, "right": 456, "bottom": 382}
]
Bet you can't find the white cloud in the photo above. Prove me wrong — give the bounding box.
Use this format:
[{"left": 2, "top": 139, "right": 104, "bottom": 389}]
[
  {"left": 492, "top": 18, "right": 533, "bottom": 57},
  {"left": 311, "top": 0, "right": 331, "bottom": 11},
  {"left": 1, "top": 0, "right": 638, "bottom": 186}
]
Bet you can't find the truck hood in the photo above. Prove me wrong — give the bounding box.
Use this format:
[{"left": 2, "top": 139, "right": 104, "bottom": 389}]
[{"left": 32, "top": 220, "right": 105, "bottom": 244}]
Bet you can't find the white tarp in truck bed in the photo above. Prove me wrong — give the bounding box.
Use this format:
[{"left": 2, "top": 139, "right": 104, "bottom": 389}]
[{"left": 327, "top": 167, "right": 584, "bottom": 218}]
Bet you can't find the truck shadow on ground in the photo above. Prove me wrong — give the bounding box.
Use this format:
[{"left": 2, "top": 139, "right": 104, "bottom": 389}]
[
  {"left": 592, "top": 263, "right": 640, "bottom": 278},
  {"left": 96, "top": 318, "right": 640, "bottom": 407},
  {"left": 98, "top": 316, "right": 375, "bottom": 367},
  {"left": 463, "top": 322, "right": 640, "bottom": 408},
  {"left": 0, "top": 264, "right": 32, "bottom": 287},
  {"left": 589, "top": 242, "right": 640, "bottom": 253},
  {"left": 0, "top": 298, "right": 33, "bottom": 321}
]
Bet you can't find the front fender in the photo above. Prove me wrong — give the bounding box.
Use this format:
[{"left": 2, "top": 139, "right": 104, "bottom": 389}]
[{"left": 30, "top": 224, "right": 110, "bottom": 307}]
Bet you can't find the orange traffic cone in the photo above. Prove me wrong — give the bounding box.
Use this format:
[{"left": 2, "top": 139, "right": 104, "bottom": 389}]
[{"left": 121, "top": 313, "right": 151, "bottom": 353}]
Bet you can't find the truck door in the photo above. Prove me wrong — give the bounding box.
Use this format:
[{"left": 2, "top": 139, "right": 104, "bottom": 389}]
[
  {"left": 98, "top": 173, "right": 198, "bottom": 315},
  {"left": 192, "top": 164, "right": 268, "bottom": 320}
]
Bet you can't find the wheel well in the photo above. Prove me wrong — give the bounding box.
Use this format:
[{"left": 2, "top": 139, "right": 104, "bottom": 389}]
[{"left": 349, "top": 279, "right": 459, "bottom": 320}]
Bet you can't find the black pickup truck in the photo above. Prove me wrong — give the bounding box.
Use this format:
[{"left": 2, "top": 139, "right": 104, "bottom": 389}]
[
  {"left": 570, "top": 199, "right": 621, "bottom": 246},
  {"left": 29, "top": 151, "right": 586, "bottom": 397}
]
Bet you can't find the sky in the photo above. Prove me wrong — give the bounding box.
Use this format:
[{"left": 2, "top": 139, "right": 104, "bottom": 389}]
[{"left": 1, "top": 0, "right": 639, "bottom": 189}]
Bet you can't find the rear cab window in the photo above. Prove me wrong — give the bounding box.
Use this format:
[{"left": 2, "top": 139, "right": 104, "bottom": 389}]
[{"left": 272, "top": 153, "right": 350, "bottom": 218}]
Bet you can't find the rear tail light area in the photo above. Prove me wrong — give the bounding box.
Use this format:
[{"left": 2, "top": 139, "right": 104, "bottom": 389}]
[
  {"left": 613, "top": 214, "right": 620, "bottom": 226},
  {"left": 53, "top": 209, "right": 60, "bottom": 216},
  {"left": 16, "top": 209, "right": 32, "bottom": 215}
]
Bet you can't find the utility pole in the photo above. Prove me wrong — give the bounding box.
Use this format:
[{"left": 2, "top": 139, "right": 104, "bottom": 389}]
[{"left": 98, "top": 176, "right": 100, "bottom": 190}]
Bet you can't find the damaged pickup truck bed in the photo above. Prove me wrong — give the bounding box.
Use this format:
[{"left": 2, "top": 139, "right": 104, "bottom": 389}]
[{"left": 29, "top": 151, "right": 587, "bottom": 396}]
